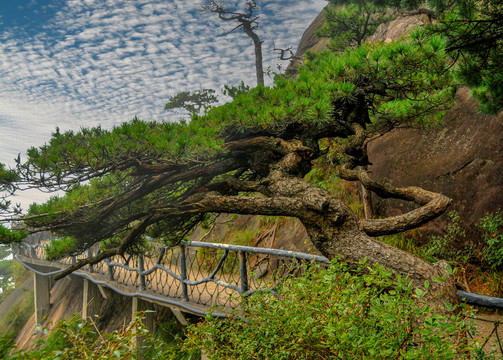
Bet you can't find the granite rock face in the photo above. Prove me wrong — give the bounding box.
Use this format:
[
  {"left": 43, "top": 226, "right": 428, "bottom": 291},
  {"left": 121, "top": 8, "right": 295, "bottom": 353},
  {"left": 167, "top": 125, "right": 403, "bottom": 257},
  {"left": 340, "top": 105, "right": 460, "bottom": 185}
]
[
  {"left": 288, "top": 11, "right": 431, "bottom": 69},
  {"left": 292, "top": 10, "right": 503, "bottom": 241},
  {"left": 366, "top": 12, "right": 433, "bottom": 43},
  {"left": 287, "top": 10, "right": 329, "bottom": 71},
  {"left": 368, "top": 88, "right": 503, "bottom": 239}
]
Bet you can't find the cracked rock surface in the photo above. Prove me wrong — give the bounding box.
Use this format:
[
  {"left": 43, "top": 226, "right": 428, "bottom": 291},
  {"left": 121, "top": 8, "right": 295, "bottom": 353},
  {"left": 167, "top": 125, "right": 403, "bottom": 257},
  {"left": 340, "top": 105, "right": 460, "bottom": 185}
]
[{"left": 368, "top": 88, "right": 503, "bottom": 239}]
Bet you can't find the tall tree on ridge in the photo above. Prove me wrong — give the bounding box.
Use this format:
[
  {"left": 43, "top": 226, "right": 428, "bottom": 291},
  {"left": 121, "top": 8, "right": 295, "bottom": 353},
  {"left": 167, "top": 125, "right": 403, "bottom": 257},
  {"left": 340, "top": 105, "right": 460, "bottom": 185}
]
[{"left": 203, "top": 0, "right": 264, "bottom": 86}]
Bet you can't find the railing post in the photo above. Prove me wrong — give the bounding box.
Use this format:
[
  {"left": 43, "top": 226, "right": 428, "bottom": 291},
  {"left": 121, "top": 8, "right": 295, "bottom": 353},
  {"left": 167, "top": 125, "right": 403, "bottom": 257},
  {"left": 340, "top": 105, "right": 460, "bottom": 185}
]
[
  {"left": 180, "top": 245, "right": 189, "bottom": 302},
  {"left": 87, "top": 249, "right": 94, "bottom": 273},
  {"left": 82, "top": 279, "right": 104, "bottom": 321},
  {"left": 107, "top": 260, "right": 114, "bottom": 281},
  {"left": 239, "top": 251, "right": 249, "bottom": 294},
  {"left": 132, "top": 297, "right": 155, "bottom": 359},
  {"left": 139, "top": 255, "right": 146, "bottom": 291},
  {"left": 30, "top": 245, "right": 36, "bottom": 259}
]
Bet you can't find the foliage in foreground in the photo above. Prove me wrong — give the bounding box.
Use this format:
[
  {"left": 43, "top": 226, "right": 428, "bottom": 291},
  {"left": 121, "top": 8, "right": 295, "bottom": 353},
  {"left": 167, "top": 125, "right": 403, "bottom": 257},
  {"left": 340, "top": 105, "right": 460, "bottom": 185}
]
[
  {"left": 0, "top": 265, "right": 496, "bottom": 360},
  {"left": 183, "top": 260, "right": 492, "bottom": 360},
  {"left": 420, "top": 209, "right": 503, "bottom": 271},
  {"left": 2, "top": 313, "right": 198, "bottom": 360},
  {"left": 381, "top": 209, "right": 503, "bottom": 296}
]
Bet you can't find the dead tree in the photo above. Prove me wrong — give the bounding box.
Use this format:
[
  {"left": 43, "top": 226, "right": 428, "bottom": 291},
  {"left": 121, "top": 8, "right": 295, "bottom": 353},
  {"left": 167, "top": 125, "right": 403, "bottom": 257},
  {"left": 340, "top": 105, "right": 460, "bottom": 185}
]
[{"left": 203, "top": 0, "right": 264, "bottom": 86}]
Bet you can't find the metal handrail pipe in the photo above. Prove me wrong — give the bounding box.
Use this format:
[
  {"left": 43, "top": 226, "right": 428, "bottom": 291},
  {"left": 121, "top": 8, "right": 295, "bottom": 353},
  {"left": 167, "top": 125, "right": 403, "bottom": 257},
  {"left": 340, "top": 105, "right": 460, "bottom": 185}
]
[
  {"left": 459, "top": 291, "right": 503, "bottom": 309},
  {"left": 18, "top": 239, "right": 329, "bottom": 263},
  {"left": 15, "top": 254, "right": 67, "bottom": 276},
  {"left": 107, "top": 262, "right": 140, "bottom": 272},
  {"left": 187, "top": 241, "right": 330, "bottom": 262},
  {"left": 15, "top": 254, "right": 229, "bottom": 318},
  {"left": 147, "top": 263, "right": 183, "bottom": 281}
]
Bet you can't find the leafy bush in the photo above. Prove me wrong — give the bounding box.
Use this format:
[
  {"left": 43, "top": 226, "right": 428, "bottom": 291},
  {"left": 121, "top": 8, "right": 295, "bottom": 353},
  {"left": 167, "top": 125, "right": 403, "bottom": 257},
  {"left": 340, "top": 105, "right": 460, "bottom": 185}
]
[
  {"left": 3, "top": 312, "right": 198, "bottom": 360},
  {"left": 45, "top": 237, "right": 78, "bottom": 260},
  {"left": 478, "top": 210, "right": 503, "bottom": 270},
  {"left": 183, "top": 260, "right": 491, "bottom": 359},
  {"left": 423, "top": 211, "right": 473, "bottom": 264},
  {"left": 0, "top": 333, "right": 16, "bottom": 359}
]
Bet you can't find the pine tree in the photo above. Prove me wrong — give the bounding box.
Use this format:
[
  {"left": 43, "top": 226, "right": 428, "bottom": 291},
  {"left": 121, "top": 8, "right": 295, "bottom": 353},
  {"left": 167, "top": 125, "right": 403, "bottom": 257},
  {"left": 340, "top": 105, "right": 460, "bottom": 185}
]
[
  {"left": 335, "top": 0, "right": 503, "bottom": 112},
  {"left": 318, "top": 0, "right": 393, "bottom": 51},
  {"left": 164, "top": 89, "right": 219, "bottom": 115},
  {"left": 0, "top": 33, "right": 460, "bottom": 306}
]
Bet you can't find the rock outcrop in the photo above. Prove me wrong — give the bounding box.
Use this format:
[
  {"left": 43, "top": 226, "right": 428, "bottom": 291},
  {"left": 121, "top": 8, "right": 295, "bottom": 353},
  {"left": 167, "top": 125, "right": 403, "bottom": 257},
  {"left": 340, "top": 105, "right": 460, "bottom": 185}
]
[
  {"left": 366, "top": 11, "right": 433, "bottom": 43},
  {"left": 287, "top": 10, "right": 329, "bottom": 71},
  {"left": 369, "top": 88, "right": 503, "bottom": 239},
  {"left": 293, "top": 10, "right": 503, "bottom": 241}
]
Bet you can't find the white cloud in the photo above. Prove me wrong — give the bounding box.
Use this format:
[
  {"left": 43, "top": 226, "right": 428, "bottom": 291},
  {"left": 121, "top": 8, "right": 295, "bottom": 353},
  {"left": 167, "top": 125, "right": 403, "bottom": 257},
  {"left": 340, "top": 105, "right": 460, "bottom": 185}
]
[{"left": 0, "top": 0, "right": 326, "bottom": 208}]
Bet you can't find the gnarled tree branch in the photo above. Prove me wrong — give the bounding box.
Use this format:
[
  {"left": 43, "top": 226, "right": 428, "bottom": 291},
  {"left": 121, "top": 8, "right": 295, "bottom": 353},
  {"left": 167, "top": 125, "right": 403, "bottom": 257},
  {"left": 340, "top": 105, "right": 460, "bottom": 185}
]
[{"left": 339, "top": 166, "right": 451, "bottom": 236}]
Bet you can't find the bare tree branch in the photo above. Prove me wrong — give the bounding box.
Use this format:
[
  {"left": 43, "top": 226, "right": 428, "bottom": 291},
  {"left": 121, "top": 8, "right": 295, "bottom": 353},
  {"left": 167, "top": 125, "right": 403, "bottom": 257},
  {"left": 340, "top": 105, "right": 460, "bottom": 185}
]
[
  {"left": 339, "top": 166, "right": 451, "bottom": 236},
  {"left": 272, "top": 44, "right": 297, "bottom": 61}
]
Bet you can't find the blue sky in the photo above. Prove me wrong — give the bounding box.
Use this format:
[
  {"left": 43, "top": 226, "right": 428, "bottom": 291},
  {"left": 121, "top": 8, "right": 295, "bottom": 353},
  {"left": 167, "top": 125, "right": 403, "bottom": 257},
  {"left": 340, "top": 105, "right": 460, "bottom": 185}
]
[{"left": 0, "top": 0, "right": 326, "bottom": 209}]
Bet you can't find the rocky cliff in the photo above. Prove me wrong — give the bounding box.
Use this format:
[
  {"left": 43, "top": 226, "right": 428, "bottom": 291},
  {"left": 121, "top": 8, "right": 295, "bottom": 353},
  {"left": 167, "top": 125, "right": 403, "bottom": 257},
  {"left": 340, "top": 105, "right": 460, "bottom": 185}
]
[
  {"left": 369, "top": 88, "right": 503, "bottom": 239},
  {"left": 293, "top": 10, "right": 503, "bottom": 243}
]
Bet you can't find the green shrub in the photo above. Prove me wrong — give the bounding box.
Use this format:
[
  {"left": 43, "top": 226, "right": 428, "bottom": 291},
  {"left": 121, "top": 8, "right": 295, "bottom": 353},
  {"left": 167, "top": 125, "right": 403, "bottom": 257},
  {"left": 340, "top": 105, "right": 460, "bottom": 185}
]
[
  {"left": 423, "top": 211, "right": 474, "bottom": 264},
  {"left": 258, "top": 215, "right": 283, "bottom": 227},
  {"left": 0, "top": 313, "right": 200, "bottom": 360},
  {"left": 45, "top": 237, "right": 78, "bottom": 260},
  {"left": 184, "top": 260, "right": 491, "bottom": 359},
  {"left": 477, "top": 210, "right": 503, "bottom": 270},
  {"left": 379, "top": 233, "right": 420, "bottom": 257},
  {"left": 0, "top": 333, "right": 16, "bottom": 359},
  {"left": 2, "top": 312, "right": 199, "bottom": 360}
]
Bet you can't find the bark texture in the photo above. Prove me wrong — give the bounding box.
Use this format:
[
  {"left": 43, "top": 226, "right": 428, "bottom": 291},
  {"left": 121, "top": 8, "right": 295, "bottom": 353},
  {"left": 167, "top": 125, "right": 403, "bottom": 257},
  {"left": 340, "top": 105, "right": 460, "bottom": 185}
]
[
  {"left": 184, "top": 137, "right": 457, "bottom": 307},
  {"left": 34, "top": 130, "right": 458, "bottom": 307}
]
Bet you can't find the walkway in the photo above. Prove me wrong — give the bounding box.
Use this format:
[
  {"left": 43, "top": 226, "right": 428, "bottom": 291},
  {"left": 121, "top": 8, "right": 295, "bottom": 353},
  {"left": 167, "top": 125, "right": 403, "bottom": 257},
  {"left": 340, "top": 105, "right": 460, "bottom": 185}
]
[
  {"left": 13, "top": 232, "right": 503, "bottom": 356},
  {"left": 14, "top": 232, "right": 326, "bottom": 316}
]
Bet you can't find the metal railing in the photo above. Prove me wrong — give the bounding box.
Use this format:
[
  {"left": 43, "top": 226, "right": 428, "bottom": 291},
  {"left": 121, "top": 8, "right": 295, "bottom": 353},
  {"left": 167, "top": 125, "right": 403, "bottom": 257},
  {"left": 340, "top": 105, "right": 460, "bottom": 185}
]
[
  {"left": 13, "top": 233, "right": 328, "bottom": 315},
  {"left": 13, "top": 232, "right": 503, "bottom": 356}
]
